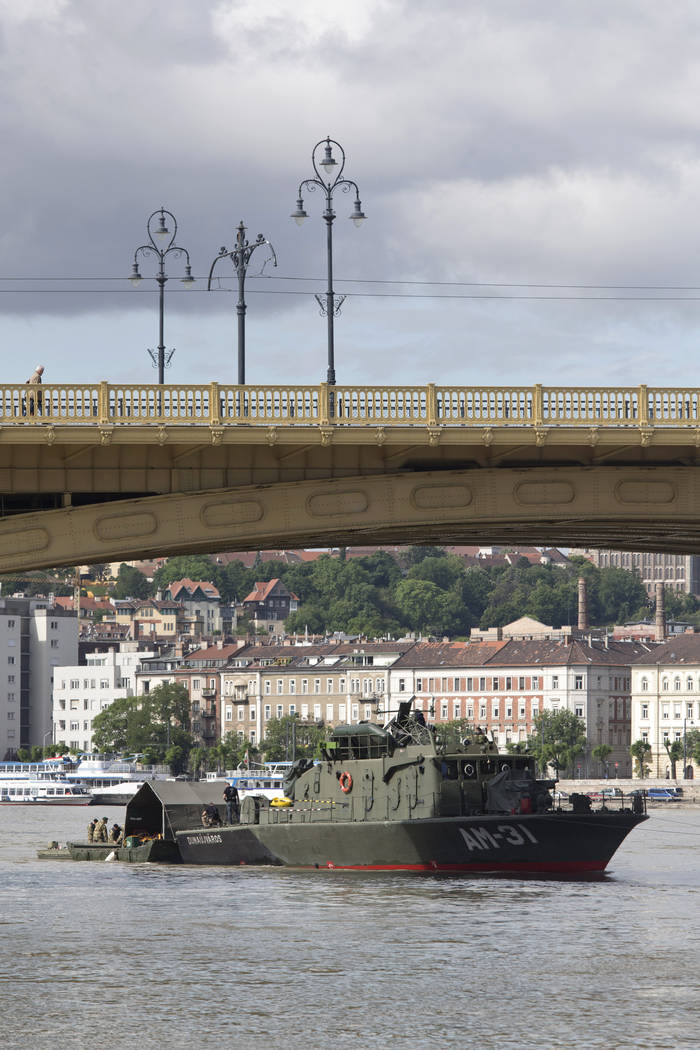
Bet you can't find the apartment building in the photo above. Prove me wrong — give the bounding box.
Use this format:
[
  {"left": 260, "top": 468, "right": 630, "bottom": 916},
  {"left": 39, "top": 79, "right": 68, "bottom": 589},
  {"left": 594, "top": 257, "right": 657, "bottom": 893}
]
[
  {"left": 1, "top": 597, "right": 77, "bottom": 757},
  {"left": 219, "top": 641, "right": 415, "bottom": 746},
  {"left": 630, "top": 634, "right": 700, "bottom": 778},
  {"left": 573, "top": 548, "right": 700, "bottom": 597},
  {"left": 52, "top": 645, "right": 155, "bottom": 752},
  {"left": 390, "top": 636, "right": 646, "bottom": 776}
]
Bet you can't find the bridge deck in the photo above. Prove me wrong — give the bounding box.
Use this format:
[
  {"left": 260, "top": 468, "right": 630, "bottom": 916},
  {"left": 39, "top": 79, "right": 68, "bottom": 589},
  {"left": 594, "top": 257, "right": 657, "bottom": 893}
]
[{"left": 2, "top": 382, "right": 700, "bottom": 571}]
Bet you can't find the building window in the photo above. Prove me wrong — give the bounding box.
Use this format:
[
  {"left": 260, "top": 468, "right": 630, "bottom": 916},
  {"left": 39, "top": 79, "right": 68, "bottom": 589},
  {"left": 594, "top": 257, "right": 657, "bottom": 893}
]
[
  {"left": 641, "top": 677, "right": 649, "bottom": 691},
  {"left": 301, "top": 679, "right": 308, "bottom": 694},
  {"left": 351, "top": 704, "right": 359, "bottom": 720},
  {"left": 552, "top": 676, "right": 559, "bottom": 689},
  {"left": 327, "top": 679, "right": 334, "bottom": 693},
  {"left": 276, "top": 705, "right": 283, "bottom": 718},
  {"left": 575, "top": 705, "right": 584, "bottom": 718},
  {"left": 492, "top": 677, "right": 499, "bottom": 691},
  {"left": 264, "top": 680, "right": 271, "bottom": 695},
  {"left": 479, "top": 677, "right": 486, "bottom": 691},
  {"left": 441, "top": 703, "right": 449, "bottom": 719},
  {"left": 264, "top": 705, "right": 271, "bottom": 720},
  {"left": 641, "top": 704, "right": 649, "bottom": 720},
  {"left": 662, "top": 704, "right": 669, "bottom": 719},
  {"left": 314, "top": 679, "right": 321, "bottom": 694},
  {"left": 532, "top": 676, "right": 539, "bottom": 689},
  {"left": 574, "top": 675, "right": 584, "bottom": 690},
  {"left": 454, "top": 701, "right": 461, "bottom": 719},
  {"left": 326, "top": 704, "right": 334, "bottom": 722},
  {"left": 289, "top": 680, "right": 296, "bottom": 695},
  {"left": 493, "top": 704, "right": 500, "bottom": 719},
  {"left": 518, "top": 677, "right": 525, "bottom": 690},
  {"left": 398, "top": 679, "right": 406, "bottom": 692},
  {"left": 225, "top": 705, "right": 233, "bottom": 721},
  {"left": 301, "top": 704, "right": 309, "bottom": 719},
  {"left": 276, "top": 680, "right": 283, "bottom": 695}
]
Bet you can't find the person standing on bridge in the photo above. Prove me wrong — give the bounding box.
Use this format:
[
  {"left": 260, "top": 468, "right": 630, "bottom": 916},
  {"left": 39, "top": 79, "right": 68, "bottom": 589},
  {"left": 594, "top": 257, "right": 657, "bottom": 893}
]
[{"left": 25, "top": 364, "right": 44, "bottom": 416}]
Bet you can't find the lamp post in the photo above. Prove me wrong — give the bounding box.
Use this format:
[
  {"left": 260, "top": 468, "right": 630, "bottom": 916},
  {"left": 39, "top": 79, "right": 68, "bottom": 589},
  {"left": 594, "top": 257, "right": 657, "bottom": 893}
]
[
  {"left": 207, "top": 221, "right": 277, "bottom": 385},
  {"left": 291, "top": 136, "right": 366, "bottom": 386},
  {"left": 129, "top": 208, "right": 195, "bottom": 383}
]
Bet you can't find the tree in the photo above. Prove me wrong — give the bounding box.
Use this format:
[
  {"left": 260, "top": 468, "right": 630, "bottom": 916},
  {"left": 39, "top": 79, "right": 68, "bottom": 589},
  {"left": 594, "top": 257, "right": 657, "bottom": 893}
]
[
  {"left": 260, "top": 715, "right": 327, "bottom": 762},
  {"left": 592, "top": 743, "right": 613, "bottom": 777},
  {"left": 630, "top": 739, "right": 652, "bottom": 779},
  {"left": 112, "top": 563, "right": 152, "bottom": 600},
  {"left": 684, "top": 728, "right": 700, "bottom": 769},
  {"left": 529, "top": 710, "right": 588, "bottom": 778},
  {"left": 663, "top": 739, "right": 684, "bottom": 780},
  {"left": 91, "top": 683, "right": 193, "bottom": 767}
]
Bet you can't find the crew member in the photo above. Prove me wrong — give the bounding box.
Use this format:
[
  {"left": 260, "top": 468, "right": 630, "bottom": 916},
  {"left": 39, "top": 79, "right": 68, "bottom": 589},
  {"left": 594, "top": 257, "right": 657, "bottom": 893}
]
[
  {"left": 109, "top": 822, "right": 123, "bottom": 845},
  {"left": 223, "top": 782, "right": 240, "bottom": 824},
  {"left": 87, "top": 817, "right": 98, "bottom": 843},
  {"left": 94, "top": 816, "right": 109, "bottom": 842}
]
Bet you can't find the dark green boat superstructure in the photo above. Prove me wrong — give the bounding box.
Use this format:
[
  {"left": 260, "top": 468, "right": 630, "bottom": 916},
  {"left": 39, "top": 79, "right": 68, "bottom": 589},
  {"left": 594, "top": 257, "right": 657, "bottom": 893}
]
[{"left": 174, "top": 702, "right": 648, "bottom": 875}]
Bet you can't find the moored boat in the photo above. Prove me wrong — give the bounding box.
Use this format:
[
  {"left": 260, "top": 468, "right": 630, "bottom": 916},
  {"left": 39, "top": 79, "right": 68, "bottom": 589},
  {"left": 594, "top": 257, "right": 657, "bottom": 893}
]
[
  {"left": 171, "top": 702, "right": 648, "bottom": 875},
  {"left": 0, "top": 760, "right": 92, "bottom": 805}
]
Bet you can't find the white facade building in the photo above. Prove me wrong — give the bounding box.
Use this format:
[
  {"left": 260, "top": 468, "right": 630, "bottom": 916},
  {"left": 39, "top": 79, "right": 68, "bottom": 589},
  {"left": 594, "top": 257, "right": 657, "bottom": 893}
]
[
  {"left": 0, "top": 597, "right": 77, "bottom": 758},
  {"left": 53, "top": 645, "right": 155, "bottom": 752},
  {"left": 630, "top": 635, "right": 700, "bottom": 778}
]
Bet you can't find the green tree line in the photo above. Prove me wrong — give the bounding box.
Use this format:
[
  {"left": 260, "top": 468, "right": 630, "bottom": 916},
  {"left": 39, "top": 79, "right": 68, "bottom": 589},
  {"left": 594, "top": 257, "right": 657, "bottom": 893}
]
[{"left": 50, "top": 549, "right": 700, "bottom": 638}]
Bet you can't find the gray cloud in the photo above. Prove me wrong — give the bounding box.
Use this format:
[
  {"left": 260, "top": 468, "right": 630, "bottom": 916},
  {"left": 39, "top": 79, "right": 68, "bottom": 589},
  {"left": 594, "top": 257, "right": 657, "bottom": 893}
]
[{"left": 2, "top": 0, "right": 700, "bottom": 387}]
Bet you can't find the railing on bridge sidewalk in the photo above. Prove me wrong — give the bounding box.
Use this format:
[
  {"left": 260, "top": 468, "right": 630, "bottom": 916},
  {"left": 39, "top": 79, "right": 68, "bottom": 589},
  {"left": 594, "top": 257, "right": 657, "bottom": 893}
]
[{"left": 1, "top": 381, "right": 699, "bottom": 428}]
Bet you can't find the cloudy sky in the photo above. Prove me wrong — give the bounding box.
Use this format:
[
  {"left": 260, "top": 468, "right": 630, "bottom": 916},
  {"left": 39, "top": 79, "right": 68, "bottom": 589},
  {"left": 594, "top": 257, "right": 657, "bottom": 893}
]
[{"left": 2, "top": 0, "right": 700, "bottom": 389}]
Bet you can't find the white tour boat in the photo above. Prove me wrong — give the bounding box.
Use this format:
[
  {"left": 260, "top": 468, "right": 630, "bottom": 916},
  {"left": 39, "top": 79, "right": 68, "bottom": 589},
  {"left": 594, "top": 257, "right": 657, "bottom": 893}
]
[
  {"left": 0, "top": 760, "right": 92, "bottom": 805},
  {"left": 205, "top": 762, "right": 293, "bottom": 800},
  {"left": 64, "top": 754, "right": 171, "bottom": 805}
]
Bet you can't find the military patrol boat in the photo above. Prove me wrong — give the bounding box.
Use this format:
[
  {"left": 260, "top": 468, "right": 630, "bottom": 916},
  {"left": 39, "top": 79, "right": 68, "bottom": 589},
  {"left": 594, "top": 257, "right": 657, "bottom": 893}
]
[{"left": 174, "top": 703, "right": 647, "bottom": 874}]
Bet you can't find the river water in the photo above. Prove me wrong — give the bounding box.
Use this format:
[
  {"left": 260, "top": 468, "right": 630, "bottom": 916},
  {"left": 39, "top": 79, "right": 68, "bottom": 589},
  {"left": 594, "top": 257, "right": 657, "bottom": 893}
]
[{"left": 1, "top": 805, "right": 699, "bottom": 1050}]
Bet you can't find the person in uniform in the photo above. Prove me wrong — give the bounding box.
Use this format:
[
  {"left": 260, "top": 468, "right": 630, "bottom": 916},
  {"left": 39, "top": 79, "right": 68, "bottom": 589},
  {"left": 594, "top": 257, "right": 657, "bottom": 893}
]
[
  {"left": 87, "top": 817, "right": 98, "bottom": 843},
  {"left": 94, "top": 816, "right": 109, "bottom": 843},
  {"left": 108, "top": 823, "right": 123, "bottom": 845},
  {"left": 223, "top": 782, "right": 240, "bottom": 824}
]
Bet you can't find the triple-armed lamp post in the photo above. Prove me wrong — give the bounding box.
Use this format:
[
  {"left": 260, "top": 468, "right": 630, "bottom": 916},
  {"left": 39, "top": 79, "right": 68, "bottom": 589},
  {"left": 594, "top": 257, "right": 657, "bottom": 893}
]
[
  {"left": 291, "top": 136, "right": 366, "bottom": 386},
  {"left": 129, "top": 208, "right": 195, "bottom": 383},
  {"left": 208, "top": 221, "right": 276, "bottom": 385}
]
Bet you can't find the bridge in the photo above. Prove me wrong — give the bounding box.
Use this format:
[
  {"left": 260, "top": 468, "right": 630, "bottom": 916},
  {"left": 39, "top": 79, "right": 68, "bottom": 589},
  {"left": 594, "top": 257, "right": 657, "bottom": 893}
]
[{"left": 2, "top": 380, "right": 700, "bottom": 572}]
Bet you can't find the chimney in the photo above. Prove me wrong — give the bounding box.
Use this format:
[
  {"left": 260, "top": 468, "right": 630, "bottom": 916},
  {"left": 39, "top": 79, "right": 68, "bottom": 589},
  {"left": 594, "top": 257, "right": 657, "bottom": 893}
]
[
  {"left": 655, "top": 582, "right": 666, "bottom": 642},
  {"left": 496, "top": 626, "right": 503, "bottom": 641},
  {"left": 578, "top": 577, "right": 589, "bottom": 631}
]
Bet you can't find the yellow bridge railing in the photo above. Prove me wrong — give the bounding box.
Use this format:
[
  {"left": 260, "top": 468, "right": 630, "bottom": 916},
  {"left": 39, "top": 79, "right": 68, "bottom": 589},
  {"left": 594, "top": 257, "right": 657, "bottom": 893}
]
[{"left": 1, "top": 381, "right": 698, "bottom": 427}]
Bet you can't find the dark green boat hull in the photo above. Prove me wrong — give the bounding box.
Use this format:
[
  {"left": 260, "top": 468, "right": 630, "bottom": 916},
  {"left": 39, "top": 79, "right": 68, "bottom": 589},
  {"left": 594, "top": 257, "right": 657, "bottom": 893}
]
[{"left": 174, "top": 811, "right": 647, "bottom": 874}]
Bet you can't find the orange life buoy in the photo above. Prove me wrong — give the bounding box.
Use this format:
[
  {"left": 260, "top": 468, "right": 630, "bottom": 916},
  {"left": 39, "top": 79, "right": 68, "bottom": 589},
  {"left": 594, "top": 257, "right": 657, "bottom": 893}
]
[{"left": 339, "top": 771, "right": 353, "bottom": 794}]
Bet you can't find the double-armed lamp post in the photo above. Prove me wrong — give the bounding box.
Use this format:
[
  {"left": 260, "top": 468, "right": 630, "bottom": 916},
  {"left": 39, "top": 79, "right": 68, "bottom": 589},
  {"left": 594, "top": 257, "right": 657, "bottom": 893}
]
[
  {"left": 129, "top": 208, "right": 195, "bottom": 383},
  {"left": 208, "top": 221, "right": 276, "bottom": 385},
  {"left": 291, "top": 137, "right": 366, "bottom": 386}
]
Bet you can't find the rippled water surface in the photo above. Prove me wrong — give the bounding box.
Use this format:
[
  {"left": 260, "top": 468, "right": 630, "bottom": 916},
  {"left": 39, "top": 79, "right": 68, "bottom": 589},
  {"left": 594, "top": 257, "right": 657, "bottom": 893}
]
[{"left": 1, "top": 806, "right": 700, "bottom": 1050}]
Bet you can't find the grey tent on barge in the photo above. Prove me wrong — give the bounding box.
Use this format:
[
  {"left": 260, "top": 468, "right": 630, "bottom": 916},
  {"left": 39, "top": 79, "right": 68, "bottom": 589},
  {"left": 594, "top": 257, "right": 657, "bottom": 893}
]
[{"left": 124, "top": 780, "right": 227, "bottom": 846}]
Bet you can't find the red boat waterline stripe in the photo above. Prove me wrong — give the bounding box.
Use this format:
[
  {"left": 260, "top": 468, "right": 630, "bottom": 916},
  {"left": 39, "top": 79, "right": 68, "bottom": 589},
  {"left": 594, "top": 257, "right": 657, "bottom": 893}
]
[{"left": 313, "top": 860, "right": 607, "bottom": 873}]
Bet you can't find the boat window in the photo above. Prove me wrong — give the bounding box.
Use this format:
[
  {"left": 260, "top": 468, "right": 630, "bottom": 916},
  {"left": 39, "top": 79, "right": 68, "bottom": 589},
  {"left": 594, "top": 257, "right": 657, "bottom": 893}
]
[
  {"left": 479, "top": 759, "right": 496, "bottom": 776},
  {"left": 46, "top": 788, "right": 55, "bottom": 795},
  {"left": 441, "top": 761, "right": 459, "bottom": 780}
]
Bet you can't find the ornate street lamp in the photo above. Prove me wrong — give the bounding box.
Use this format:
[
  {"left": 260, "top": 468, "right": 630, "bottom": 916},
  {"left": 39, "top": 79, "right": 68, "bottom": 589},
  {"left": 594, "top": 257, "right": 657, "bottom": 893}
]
[
  {"left": 207, "top": 221, "right": 277, "bottom": 385},
  {"left": 291, "top": 136, "right": 366, "bottom": 385},
  {"left": 129, "top": 208, "right": 195, "bottom": 383}
]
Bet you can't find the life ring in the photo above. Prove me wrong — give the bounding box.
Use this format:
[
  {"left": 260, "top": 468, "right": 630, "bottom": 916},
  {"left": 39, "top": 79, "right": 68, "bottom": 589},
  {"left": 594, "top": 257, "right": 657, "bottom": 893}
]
[
  {"left": 339, "top": 771, "right": 353, "bottom": 794},
  {"left": 464, "top": 763, "right": 475, "bottom": 778}
]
